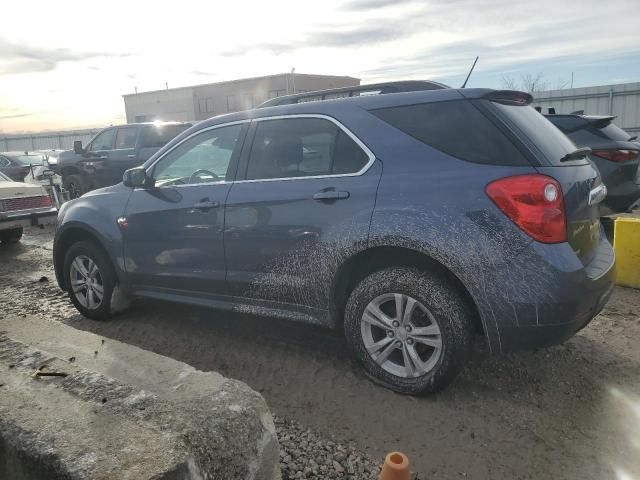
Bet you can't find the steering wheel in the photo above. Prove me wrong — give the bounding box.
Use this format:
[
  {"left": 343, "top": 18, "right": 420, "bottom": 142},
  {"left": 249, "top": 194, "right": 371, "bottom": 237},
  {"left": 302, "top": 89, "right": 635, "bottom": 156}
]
[{"left": 188, "top": 169, "right": 219, "bottom": 184}]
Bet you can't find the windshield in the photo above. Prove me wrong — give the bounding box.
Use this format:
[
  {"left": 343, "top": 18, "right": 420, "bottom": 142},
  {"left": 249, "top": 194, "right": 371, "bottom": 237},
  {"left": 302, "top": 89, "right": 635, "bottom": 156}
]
[
  {"left": 491, "top": 102, "right": 584, "bottom": 165},
  {"left": 14, "top": 154, "right": 46, "bottom": 165}
]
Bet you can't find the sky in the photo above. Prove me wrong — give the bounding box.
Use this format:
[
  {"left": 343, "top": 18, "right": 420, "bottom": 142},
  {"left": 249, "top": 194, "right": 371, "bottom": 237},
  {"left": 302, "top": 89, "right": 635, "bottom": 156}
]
[{"left": 1, "top": 0, "right": 639, "bottom": 133}]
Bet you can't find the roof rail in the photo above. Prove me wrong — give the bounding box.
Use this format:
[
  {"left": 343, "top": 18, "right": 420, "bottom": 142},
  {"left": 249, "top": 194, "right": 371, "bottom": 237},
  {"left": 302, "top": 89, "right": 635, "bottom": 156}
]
[{"left": 257, "top": 80, "right": 450, "bottom": 108}]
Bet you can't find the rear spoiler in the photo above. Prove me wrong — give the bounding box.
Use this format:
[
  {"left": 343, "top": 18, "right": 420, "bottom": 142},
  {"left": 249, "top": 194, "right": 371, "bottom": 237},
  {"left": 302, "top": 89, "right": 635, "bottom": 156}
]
[
  {"left": 585, "top": 115, "right": 616, "bottom": 128},
  {"left": 482, "top": 90, "right": 533, "bottom": 106}
]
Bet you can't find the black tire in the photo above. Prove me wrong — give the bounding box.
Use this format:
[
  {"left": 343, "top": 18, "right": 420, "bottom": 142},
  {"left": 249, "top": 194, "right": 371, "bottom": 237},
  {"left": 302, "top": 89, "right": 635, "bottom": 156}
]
[
  {"left": 63, "top": 241, "right": 116, "bottom": 320},
  {"left": 0, "top": 227, "right": 23, "bottom": 244},
  {"left": 64, "top": 174, "right": 85, "bottom": 199},
  {"left": 344, "top": 267, "right": 474, "bottom": 395}
]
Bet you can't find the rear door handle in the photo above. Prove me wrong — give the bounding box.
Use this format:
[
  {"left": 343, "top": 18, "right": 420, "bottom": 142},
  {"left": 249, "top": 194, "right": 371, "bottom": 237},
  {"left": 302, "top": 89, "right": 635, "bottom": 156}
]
[
  {"left": 193, "top": 199, "right": 220, "bottom": 210},
  {"left": 127, "top": 154, "right": 136, "bottom": 159},
  {"left": 313, "top": 190, "right": 350, "bottom": 201}
]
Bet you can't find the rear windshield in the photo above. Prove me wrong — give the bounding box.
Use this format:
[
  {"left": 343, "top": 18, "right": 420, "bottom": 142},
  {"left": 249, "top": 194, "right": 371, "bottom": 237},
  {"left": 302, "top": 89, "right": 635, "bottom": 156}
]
[
  {"left": 549, "top": 117, "right": 633, "bottom": 146},
  {"left": 491, "top": 103, "right": 581, "bottom": 165},
  {"left": 140, "top": 124, "right": 190, "bottom": 148},
  {"left": 370, "top": 100, "right": 529, "bottom": 166}
]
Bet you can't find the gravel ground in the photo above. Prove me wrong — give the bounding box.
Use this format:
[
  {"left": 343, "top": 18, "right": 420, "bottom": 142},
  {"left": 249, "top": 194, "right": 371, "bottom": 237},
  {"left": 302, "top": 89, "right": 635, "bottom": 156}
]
[{"left": 2, "top": 225, "right": 640, "bottom": 479}]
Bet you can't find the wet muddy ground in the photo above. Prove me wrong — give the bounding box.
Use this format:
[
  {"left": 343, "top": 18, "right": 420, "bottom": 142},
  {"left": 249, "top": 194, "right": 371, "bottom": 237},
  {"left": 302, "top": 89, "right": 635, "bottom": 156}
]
[{"left": 2, "top": 226, "right": 640, "bottom": 479}]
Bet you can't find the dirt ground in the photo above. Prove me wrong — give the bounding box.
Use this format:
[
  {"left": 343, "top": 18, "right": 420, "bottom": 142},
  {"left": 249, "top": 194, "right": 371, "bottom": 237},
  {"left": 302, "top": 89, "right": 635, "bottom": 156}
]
[{"left": 2, "top": 225, "right": 640, "bottom": 479}]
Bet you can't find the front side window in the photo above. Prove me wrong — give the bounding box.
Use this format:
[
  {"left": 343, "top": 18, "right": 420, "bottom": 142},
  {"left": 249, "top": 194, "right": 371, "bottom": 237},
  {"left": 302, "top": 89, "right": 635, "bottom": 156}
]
[
  {"left": 245, "top": 117, "right": 369, "bottom": 181},
  {"left": 115, "top": 127, "right": 138, "bottom": 149},
  {"left": 88, "top": 129, "right": 115, "bottom": 151},
  {"left": 152, "top": 124, "right": 243, "bottom": 186}
]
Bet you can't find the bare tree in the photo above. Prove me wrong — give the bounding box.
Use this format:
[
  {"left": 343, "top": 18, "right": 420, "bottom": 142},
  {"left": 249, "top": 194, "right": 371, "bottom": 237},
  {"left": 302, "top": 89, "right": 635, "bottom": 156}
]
[
  {"left": 501, "top": 73, "right": 546, "bottom": 92},
  {"left": 501, "top": 75, "right": 519, "bottom": 90},
  {"left": 520, "top": 73, "right": 548, "bottom": 93}
]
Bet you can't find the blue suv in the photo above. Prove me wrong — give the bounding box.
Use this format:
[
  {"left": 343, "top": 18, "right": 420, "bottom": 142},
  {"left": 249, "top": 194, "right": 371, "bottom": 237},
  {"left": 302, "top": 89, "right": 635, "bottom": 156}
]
[{"left": 53, "top": 87, "right": 615, "bottom": 394}]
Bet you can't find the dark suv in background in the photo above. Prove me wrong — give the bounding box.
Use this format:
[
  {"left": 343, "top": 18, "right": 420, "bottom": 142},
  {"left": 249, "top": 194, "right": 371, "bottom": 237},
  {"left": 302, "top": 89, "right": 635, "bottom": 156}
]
[
  {"left": 49, "top": 122, "right": 191, "bottom": 198},
  {"left": 53, "top": 86, "right": 614, "bottom": 395},
  {"left": 545, "top": 114, "right": 640, "bottom": 214}
]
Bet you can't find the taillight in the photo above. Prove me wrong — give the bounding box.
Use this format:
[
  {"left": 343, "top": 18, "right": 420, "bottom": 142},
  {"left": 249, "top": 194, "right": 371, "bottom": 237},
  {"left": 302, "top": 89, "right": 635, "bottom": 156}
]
[
  {"left": 41, "top": 195, "right": 52, "bottom": 207},
  {"left": 591, "top": 149, "right": 639, "bottom": 162},
  {"left": 486, "top": 174, "right": 567, "bottom": 244}
]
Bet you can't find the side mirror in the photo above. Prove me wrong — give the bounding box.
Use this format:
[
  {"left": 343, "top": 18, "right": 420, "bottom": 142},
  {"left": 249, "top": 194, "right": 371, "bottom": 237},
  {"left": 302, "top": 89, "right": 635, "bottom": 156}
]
[
  {"left": 123, "top": 167, "right": 149, "bottom": 188},
  {"left": 73, "top": 141, "right": 84, "bottom": 154}
]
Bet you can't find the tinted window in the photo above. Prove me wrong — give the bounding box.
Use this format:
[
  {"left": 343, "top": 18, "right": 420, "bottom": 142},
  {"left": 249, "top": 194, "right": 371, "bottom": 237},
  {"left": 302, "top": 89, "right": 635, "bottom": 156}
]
[
  {"left": 492, "top": 103, "right": 579, "bottom": 165},
  {"left": 0, "top": 171, "right": 10, "bottom": 181},
  {"left": 140, "top": 124, "right": 190, "bottom": 148},
  {"left": 14, "top": 154, "right": 45, "bottom": 165},
  {"left": 0, "top": 156, "right": 10, "bottom": 167},
  {"left": 153, "top": 124, "right": 243, "bottom": 186},
  {"left": 115, "top": 127, "right": 138, "bottom": 149},
  {"left": 245, "top": 118, "right": 369, "bottom": 180},
  {"left": 89, "top": 129, "right": 115, "bottom": 151},
  {"left": 371, "top": 100, "right": 529, "bottom": 166},
  {"left": 553, "top": 120, "right": 633, "bottom": 146}
]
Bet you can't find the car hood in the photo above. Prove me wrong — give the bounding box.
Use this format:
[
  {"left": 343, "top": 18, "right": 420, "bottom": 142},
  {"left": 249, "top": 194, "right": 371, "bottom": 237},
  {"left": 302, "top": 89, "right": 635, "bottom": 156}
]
[
  {"left": 82, "top": 182, "right": 130, "bottom": 198},
  {"left": 0, "top": 181, "right": 46, "bottom": 199}
]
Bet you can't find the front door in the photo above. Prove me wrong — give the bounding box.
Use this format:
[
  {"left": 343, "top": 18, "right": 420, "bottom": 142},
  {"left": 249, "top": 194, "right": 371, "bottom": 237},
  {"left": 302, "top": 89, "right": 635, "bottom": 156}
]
[
  {"left": 106, "top": 126, "right": 140, "bottom": 187},
  {"left": 122, "top": 122, "right": 247, "bottom": 296},
  {"left": 224, "top": 116, "right": 381, "bottom": 314}
]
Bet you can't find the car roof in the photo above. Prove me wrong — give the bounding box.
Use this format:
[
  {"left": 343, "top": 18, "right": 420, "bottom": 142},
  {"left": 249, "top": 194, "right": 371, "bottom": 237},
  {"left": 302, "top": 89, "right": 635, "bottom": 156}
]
[
  {"left": 195, "top": 88, "right": 505, "bottom": 130},
  {"left": 104, "top": 121, "right": 192, "bottom": 128}
]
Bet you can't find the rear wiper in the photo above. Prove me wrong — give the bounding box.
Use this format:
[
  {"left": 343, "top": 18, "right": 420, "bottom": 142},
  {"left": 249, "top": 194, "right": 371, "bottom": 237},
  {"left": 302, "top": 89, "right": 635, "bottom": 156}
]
[
  {"left": 628, "top": 135, "right": 638, "bottom": 141},
  {"left": 560, "top": 147, "right": 592, "bottom": 162}
]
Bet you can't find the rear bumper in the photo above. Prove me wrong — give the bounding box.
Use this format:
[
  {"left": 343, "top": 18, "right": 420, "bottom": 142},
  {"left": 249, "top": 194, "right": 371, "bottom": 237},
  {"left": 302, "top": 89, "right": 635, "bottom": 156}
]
[
  {"left": 0, "top": 207, "right": 58, "bottom": 229},
  {"left": 472, "top": 232, "right": 616, "bottom": 353}
]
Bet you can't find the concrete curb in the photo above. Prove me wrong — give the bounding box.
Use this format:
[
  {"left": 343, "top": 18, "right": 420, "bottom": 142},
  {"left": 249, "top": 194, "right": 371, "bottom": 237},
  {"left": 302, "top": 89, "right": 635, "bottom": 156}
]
[{"left": 0, "top": 315, "right": 281, "bottom": 480}]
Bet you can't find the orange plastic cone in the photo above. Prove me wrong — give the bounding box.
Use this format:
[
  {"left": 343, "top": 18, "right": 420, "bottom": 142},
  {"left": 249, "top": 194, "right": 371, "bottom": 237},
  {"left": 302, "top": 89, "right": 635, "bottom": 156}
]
[{"left": 379, "top": 451, "right": 411, "bottom": 480}]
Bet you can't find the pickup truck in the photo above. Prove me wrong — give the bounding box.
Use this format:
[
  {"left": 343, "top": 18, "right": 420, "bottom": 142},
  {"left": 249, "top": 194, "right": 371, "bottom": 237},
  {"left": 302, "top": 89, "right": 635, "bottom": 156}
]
[{"left": 49, "top": 122, "right": 191, "bottom": 198}]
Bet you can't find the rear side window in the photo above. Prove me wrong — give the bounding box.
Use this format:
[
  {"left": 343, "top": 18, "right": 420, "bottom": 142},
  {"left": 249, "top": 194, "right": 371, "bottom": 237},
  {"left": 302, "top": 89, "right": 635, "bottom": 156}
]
[
  {"left": 370, "top": 100, "right": 529, "bottom": 166},
  {"left": 492, "top": 103, "right": 579, "bottom": 165},
  {"left": 141, "top": 124, "right": 190, "bottom": 148},
  {"left": 245, "top": 118, "right": 370, "bottom": 180}
]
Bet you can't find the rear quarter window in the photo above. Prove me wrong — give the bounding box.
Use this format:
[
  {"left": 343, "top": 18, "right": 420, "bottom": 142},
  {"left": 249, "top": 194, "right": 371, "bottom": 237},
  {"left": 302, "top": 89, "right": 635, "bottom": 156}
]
[
  {"left": 370, "top": 100, "right": 530, "bottom": 166},
  {"left": 491, "top": 103, "right": 581, "bottom": 165}
]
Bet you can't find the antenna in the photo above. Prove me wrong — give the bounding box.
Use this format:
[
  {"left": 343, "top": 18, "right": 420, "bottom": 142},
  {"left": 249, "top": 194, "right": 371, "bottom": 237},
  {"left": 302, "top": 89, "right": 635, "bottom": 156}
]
[{"left": 461, "top": 56, "right": 479, "bottom": 88}]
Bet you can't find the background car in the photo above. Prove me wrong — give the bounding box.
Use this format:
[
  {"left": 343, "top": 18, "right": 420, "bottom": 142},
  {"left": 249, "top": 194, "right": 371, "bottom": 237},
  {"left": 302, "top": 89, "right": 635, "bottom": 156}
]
[
  {"left": 0, "top": 171, "right": 57, "bottom": 244},
  {"left": 49, "top": 122, "right": 191, "bottom": 198},
  {"left": 0, "top": 151, "right": 47, "bottom": 182},
  {"left": 545, "top": 113, "right": 640, "bottom": 214}
]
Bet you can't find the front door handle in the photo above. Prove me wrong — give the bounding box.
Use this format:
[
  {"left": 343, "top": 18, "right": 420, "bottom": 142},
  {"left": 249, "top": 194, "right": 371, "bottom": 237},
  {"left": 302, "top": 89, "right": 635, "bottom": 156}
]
[
  {"left": 127, "top": 154, "right": 136, "bottom": 159},
  {"left": 313, "top": 190, "right": 350, "bottom": 201},
  {"left": 193, "top": 199, "right": 220, "bottom": 210}
]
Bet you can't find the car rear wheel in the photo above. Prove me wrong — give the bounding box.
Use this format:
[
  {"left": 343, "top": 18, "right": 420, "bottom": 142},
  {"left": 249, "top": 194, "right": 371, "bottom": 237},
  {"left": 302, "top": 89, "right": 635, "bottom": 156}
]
[
  {"left": 0, "top": 227, "right": 23, "bottom": 245},
  {"left": 63, "top": 241, "right": 116, "bottom": 320},
  {"left": 64, "top": 174, "right": 85, "bottom": 199},
  {"left": 344, "top": 267, "right": 474, "bottom": 395}
]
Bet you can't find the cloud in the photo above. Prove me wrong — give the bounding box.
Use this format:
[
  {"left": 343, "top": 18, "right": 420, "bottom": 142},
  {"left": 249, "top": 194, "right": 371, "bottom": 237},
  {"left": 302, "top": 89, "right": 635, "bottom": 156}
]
[
  {"left": 0, "top": 111, "right": 40, "bottom": 120},
  {"left": 343, "top": 0, "right": 416, "bottom": 10},
  {"left": 0, "top": 37, "right": 129, "bottom": 75}
]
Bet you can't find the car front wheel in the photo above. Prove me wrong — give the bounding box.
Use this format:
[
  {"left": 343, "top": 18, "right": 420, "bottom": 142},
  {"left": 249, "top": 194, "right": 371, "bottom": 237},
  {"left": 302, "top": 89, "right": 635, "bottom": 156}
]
[
  {"left": 344, "top": 267, "right": 474, "bottom": 395},
  {"left": 63, "top": 241, "right": 116, "bottom": 320}
]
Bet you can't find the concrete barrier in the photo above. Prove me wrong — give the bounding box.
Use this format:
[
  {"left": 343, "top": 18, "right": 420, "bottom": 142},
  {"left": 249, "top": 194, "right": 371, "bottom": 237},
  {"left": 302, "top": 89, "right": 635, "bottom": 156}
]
[
  {"left": 614, "top": 216, "right": 640, "bottom": 288},
  {"left": 0, "top": 315, "right": 281, "bottom": 480}
]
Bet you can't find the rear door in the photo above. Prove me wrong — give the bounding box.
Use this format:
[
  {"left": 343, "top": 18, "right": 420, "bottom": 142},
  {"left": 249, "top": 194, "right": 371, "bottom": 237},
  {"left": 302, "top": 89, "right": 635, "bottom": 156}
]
[
  {"left": 489, "top": 101, "right": 605, "bottom": 267},
  {"left": 224, "top": 115, "right": 381, "bottom": 312}
]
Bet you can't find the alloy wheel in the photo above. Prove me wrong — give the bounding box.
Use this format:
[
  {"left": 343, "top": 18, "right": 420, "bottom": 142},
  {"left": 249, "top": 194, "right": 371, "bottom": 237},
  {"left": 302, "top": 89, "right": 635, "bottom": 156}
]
[
  {"left": 69, "top": 255, "right": 104, "bottom": 309},
  {"left": 361, "top": 293, "right": 442, "bottom": 378}
]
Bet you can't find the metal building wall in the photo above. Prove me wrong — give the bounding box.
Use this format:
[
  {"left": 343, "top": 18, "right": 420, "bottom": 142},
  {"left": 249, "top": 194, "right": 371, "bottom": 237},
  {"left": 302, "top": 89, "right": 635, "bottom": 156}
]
[
  {"left": 1, "top": 129, "right": 100, "bottom": 153},
  {"left": 533, "top": 82, "right": 640, "bottom": 134}
]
